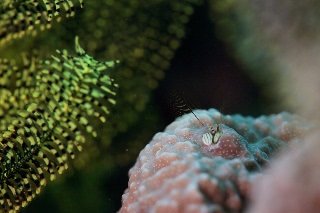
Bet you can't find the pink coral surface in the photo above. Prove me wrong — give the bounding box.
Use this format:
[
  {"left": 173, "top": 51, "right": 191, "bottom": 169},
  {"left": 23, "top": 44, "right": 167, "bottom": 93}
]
[
  {"left": 119, "top": 109, "right": 311, "bottom": 213},
  {"left": 246, "top": 130, "right": 320, "bottom": 213}
]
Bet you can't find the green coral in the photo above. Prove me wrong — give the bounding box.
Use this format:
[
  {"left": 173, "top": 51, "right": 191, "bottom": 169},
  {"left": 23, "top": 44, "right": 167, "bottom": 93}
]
[
  {"left": 0, "top": 0, "right": 204, "bottom": 149},
  {"left": 0, "top": 0, "right": 211, "bottom": 211},
  {"left": 1, "top": 0, "right": 204, "bottom": 131},
  {"left": 73, "top": 0, "right": 204, "bottom": 154},
  {"left": 0, "top": 0, "right": 84, "bottom": 45},
  {"left": 0, "top": 36, "right": 118, "bottom": 212}
]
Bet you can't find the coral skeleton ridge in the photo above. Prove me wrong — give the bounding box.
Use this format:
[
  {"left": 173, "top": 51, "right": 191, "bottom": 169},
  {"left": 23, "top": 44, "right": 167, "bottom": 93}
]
[{"left": 120, "top": 109, "right": 313, "bottom": 213}]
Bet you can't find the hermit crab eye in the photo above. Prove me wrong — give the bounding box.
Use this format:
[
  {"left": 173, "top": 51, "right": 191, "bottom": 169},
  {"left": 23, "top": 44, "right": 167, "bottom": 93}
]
[
  {"left": 213, "top": 124, "right": 223, "bottom": 144},
  {"left": 213, "top": 131, "right": 223, "bottom": 143},
  {"left": 202, "top": 132, "right": 213, "bottom": 145},
  {"left": 202, "top": 124, "right": 223, "bottom": 145}
]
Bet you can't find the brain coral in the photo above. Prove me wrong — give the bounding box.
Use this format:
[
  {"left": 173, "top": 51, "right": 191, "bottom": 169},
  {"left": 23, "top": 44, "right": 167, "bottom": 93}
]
[{"left": 119, "top": 109, "right": 312, "bottom": 213}]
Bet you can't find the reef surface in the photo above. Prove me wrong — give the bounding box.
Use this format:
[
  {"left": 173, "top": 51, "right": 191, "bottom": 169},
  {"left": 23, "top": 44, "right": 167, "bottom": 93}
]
[{"left": 119, "top": 109, "right": 312, "bottom": 212}]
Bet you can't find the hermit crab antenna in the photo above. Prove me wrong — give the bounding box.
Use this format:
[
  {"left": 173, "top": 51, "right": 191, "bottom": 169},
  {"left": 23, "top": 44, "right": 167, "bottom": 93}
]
[
  {"left": 190, "top": 110, "right": 206, "bottom": 127},
  {"left": 170, "top": 90, "right": 206, "bottom": 127}
]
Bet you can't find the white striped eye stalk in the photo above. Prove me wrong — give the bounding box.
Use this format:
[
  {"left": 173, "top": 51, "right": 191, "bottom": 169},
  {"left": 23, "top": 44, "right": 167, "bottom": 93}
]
[{"left": 202, "top": 124, "right": 223, "bottom": 145}]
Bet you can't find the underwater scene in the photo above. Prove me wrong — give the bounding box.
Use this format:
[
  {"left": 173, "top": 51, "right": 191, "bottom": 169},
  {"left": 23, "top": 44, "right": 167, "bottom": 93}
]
[{"left": 1, "top": 0, "right": 320, "bottom": 212}]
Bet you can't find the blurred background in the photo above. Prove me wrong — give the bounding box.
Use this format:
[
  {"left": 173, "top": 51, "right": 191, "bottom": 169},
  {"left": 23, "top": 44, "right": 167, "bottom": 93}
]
[{"left": 1, "top": 0, "right": 319, "bottom": 212}]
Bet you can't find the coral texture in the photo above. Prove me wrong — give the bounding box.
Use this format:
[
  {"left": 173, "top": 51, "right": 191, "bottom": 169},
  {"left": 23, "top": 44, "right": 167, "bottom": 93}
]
[
  {"left": 1, "top": 1, "right": 208, "bottom": 211},
  {"left": 120, "top": 109, "right": 312, "bottom": 213},
  {"left": 0, "top": 0, "right": 84, "bottom": 45},
  {"left": 246, "top": 130, "right": 320, "bottom": 213},
  {"left": 0, "top": 38, "right": 118, "bottom": 212},
  {"left": 0, "top": 0, "right": 205, "bottom": 166}
]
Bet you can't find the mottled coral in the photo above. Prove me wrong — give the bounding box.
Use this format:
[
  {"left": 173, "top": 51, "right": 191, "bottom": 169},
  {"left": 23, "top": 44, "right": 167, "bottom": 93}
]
[
  {"left": 120, "top": 109, "right": 312, "bottom": 213},
  {"left": 246, "top": 130, "right": 320, "bottom": 213},
  {"left": 208, "top": 0, "right": 320, "bottom": 119},
  {"left": 208, "top": 0, "right": 283, "bottom": 112}
]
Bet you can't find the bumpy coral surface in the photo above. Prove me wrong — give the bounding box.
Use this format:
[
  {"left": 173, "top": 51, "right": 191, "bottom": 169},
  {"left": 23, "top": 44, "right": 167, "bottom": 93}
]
[
  {"left": 120, "top": 109, "right": 312, "bottom": 213},
  {"left": 246, "top": 130, "right": 320, "bottom": 213}
]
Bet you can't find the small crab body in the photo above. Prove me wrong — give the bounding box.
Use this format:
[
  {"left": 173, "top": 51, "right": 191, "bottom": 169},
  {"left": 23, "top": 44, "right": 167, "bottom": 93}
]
[
  {"left": 202, "top": 124, "right": 223, "bottom": 145},
  {"left": 169, "top": 93, "right": 249, "bottom": 160},
  {"left": 201, "top": 125, "right": 252, "bottom": 159}
]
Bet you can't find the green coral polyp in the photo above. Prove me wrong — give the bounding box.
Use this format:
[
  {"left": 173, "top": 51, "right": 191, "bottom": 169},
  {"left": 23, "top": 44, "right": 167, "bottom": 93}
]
[
  {"left": 0, "top": 0, "right": 84, "bottom": 45},
  {"left": 0, "top": 37, "right": 118, "bottom": 212}
]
